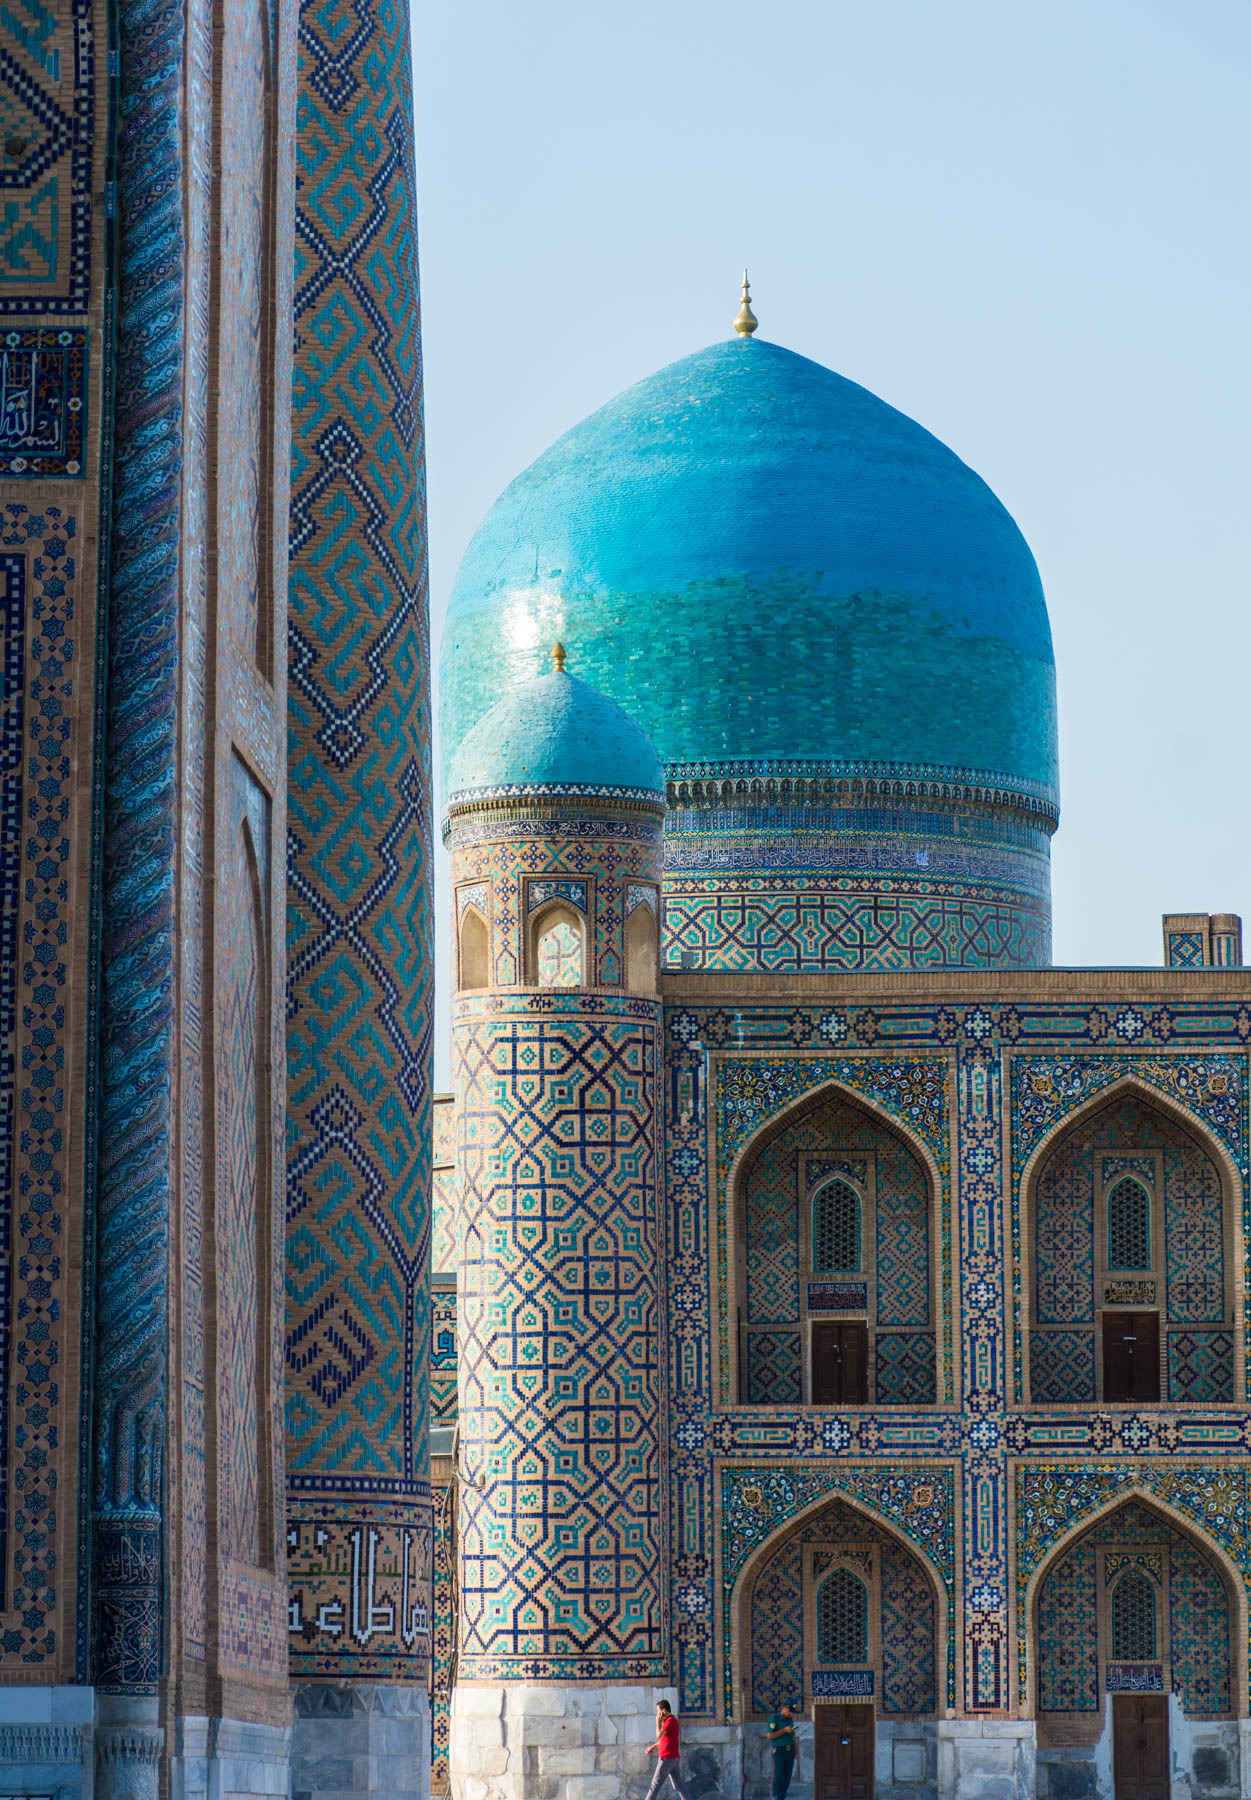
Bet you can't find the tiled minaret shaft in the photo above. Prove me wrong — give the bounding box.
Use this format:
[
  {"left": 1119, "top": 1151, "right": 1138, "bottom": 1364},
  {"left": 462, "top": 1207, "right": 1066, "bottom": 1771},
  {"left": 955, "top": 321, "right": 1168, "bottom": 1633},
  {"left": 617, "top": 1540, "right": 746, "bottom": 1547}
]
[
  {"left": 284, "top": 0, "right": 434, "bottom": 1788},
  {"left": 444, "top": 664, "right": 670, "bottom": 1800}
]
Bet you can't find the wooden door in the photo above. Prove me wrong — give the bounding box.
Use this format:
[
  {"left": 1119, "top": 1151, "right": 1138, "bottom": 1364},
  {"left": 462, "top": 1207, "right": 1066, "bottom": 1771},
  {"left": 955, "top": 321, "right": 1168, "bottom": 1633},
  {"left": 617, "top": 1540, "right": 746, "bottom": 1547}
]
[
  {"left": 1113, "top": 1694, "right": 1168, "bottom": 1800},
  {"left": 814, "top": 1704, "right": 874, "bottom": 1800},
  {"left": 812, "top": 1322, "right": 868, "bottom": 1404},
  {"left": 1102, "top": 1312, "right": 1160, "bottom": 1403}
]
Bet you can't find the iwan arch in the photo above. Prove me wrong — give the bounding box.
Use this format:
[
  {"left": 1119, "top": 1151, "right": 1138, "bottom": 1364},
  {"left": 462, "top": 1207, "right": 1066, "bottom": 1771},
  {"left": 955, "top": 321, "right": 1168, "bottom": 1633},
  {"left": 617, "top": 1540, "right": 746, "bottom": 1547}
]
[{"left": 430, "top": 292, "right": 1251, "bottom": 1800}]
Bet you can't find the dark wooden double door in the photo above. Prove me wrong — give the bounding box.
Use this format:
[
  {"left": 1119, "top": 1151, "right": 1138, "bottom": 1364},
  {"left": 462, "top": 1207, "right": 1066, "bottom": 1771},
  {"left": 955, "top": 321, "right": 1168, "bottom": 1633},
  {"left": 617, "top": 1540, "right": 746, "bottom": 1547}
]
[
  {"left": 1102, "top": 1312, "right": 1160, "bottom": 1403},
  {"left": 814, "top": 1704, "right": 874, "bottom": 1800},
  {"left": 1113, "top": 1694, "right": 1168, "bottom": 1800},
  {"left": 812, "top": 1321, "right": 868, "bottom": 1405}
]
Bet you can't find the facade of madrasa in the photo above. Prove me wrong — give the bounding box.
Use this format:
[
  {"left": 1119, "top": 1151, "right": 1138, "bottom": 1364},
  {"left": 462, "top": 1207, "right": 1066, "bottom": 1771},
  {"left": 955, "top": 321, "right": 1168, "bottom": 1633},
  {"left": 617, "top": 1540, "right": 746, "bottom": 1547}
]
[
  {"left": 0, "top": 0, "right": 1247, "bottom": 1786},
  {"left": 431, "top": 305, "right": 1251, "bottom": 1800}
]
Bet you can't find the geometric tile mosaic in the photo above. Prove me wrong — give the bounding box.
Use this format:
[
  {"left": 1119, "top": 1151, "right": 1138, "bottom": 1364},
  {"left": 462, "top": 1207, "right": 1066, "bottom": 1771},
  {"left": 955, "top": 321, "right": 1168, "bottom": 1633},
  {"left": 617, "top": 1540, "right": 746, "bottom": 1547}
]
[
  {"left": 1168, "top": 1331, "right": 1234, "bottom": 1405},
  {"left": 740, "top": 1088, "right": 935, "bottom": 1404},
  {"left": 453, "top": 1004, "right": 665, "bottom": 1678},
  {"left": 0, "top": 519, "right": 83, "bottom": 1675},
  {"left": 0, "top": 0, "right": 93, "bottom": 313},
  {"left": 1016, "top": 1469, "right": 1247, "bottom": 1712},
  {"left": 432, "top": 1478, "right": 453, "bottom": 1791},
  {"left": 1037, "top": 1541, "right": 1097, "bottom": 1711},
  {"left": 662, "top": 879, "right": 1049, "bottom": 973},
  {"left": 434, "top": 985, "right": 1251, "bottom": 1737},
  {"left": 1034, "top": 1501, "right": 1231, "bottom": 1719},
  {"left": 724, "top": 1467, "right": 955, "bottom": 1718},
  {"left": 875, "top": 1333, "right": 936, "bottom": 1406},
  {"left": 745, "top": 1332, "right": 802, "bottom": 1406}
]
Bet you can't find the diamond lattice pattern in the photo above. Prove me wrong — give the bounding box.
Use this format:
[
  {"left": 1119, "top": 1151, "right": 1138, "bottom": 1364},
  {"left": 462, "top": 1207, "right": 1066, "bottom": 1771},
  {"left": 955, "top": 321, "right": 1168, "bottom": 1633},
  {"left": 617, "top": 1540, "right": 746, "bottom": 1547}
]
[
  {"left": 1112, "top": 1569, "right": 1157, "bottom": 1661},
  {"left": 818, "top": 1567, "right": 869, "bottom": 1663},
  {"left": 814, "top": 1180, "right": 861, "bottom": 1273},
  {"left": 1108, "top": 1179, "right": 1151, "bottom": 1271}
]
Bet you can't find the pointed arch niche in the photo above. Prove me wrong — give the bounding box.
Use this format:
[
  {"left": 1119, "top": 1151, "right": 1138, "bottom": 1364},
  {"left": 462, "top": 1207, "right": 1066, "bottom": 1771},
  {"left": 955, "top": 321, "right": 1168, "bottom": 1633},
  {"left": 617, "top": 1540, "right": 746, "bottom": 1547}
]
[
  {"left": 458, "top": 907, "right": 488, "bottom": 990},
  {"left": 625, "top": 884, "right": 659, "bottom": 993},
  {"left": 730, "top": 1084, "right": 940, "bottom": 1408},
  {"left": 1030, "top": 1495, "right": 1241, "bottom": 1744},
  {"left": 529, "top": 900, "right": 586, "bottom": 989},
  {"left": 1023, "top": 1084, "right": 1241, "bottom": 1406},
  {"left": 738, "top": 1493, "right": 941, "bottom": 1720}
]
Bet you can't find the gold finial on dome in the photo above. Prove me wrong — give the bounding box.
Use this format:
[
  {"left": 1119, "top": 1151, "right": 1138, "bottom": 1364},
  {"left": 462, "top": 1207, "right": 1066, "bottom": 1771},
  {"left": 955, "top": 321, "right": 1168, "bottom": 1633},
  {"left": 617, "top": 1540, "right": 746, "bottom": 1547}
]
[
  {"left": 551, "top": 641, "right": 567, "bottom": 672},
  {"left": 733, "top": 269, "right": 758, "bottom": 337}
]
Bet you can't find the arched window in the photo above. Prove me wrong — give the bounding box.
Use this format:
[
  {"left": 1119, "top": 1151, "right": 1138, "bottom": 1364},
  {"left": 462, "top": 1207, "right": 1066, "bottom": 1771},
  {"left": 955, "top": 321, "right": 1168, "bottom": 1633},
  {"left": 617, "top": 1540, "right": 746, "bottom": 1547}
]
[
  {"left": 1107, "top": 1178, "right": 1151, "bottom": 1271},
  {"left": 625, "top": 897, "right": 658, "bottom": 992},
  {"left": 818, "top": 1567, "right": 869, "bottom": 1664},
  {"left": 459, "top": 907, "right": 488, "bottom": 990},
  {"left": 813, "top": 1178, "right": 861, "bottom": 1273},
  {"left": 533, "top": 903, "right": 584, "bottom": 988},
  {"left": 1111, "top": 1568, "right": 1157, "bottom": 1661}
]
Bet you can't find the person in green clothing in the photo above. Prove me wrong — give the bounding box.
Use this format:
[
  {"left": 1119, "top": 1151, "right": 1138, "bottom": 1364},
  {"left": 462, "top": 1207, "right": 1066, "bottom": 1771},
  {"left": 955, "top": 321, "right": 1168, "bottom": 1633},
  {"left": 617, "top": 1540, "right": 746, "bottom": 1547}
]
[{"left": 766, "top": 1701, "right": 800, "bottom": 1800}]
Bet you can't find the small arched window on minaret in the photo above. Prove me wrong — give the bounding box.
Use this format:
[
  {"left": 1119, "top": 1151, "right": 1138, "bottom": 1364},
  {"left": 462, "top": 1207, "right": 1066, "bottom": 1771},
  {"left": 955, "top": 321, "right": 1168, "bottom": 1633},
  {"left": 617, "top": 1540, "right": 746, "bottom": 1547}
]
[
  {"left": 625, "top": 884, "right": 659, "bottom": 992},
  {"left": 532, "top": 901, "right": 585, "bottom": 988}
]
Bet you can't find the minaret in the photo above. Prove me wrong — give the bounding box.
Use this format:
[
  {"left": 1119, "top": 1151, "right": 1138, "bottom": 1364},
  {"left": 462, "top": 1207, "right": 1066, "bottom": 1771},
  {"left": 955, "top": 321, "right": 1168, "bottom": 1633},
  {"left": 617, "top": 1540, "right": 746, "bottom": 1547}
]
[
  {"left": 445, "top": 652, "right": 670, "bottom": 1800},
  {"left": 285, "top": 0, "right": 433, "bottom": 1780}
]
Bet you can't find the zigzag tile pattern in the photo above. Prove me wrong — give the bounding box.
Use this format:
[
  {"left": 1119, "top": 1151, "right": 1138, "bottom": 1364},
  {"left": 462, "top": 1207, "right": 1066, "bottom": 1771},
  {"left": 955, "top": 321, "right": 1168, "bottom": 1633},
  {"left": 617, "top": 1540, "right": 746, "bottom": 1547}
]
[{"left": 285, "top": 0, "right": 433, "bottom": 1685}]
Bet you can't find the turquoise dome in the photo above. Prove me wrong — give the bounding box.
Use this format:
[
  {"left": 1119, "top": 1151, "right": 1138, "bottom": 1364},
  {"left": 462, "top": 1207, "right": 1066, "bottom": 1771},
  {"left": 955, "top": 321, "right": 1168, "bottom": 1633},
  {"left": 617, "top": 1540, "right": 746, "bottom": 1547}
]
[
  {"left": 445, "top": 664, "right": 665, "bottom": 804},
  {"left": 440, "top": 336, "right": 1058, "bottom": 806}
]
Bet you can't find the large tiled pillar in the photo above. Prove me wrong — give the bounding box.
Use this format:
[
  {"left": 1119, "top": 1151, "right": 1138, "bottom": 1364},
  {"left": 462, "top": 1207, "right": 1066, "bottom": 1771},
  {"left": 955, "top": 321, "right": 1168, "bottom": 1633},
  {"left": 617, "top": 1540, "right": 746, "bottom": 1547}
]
[{"left": 284, "top": 0, "right": 434, "bottom": 1784}]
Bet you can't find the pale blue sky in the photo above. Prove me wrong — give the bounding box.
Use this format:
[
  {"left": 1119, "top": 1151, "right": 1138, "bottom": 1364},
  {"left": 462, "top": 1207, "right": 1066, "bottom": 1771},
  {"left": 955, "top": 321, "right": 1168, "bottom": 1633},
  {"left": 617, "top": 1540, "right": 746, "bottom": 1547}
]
[{"left": 414, "top": 0, "right": 1250, "bottom": 1080}]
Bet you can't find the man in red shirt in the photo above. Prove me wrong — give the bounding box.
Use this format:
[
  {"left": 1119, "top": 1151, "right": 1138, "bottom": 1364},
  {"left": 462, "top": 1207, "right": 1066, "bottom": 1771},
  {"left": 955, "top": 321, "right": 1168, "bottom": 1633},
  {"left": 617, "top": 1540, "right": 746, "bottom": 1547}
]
[{"left": 644, "top": 1701, "right": 693, "bottom": 1800}]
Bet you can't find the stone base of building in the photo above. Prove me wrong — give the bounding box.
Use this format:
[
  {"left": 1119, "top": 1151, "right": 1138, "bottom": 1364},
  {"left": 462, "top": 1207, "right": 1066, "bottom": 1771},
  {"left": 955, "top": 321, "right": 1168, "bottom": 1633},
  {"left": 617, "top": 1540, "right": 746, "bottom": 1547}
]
[
  {"left": 449, "top": 1689, "right": 944, "bottom": 1800},
  {"left": 743, "top": 1717, "right": 937, "bottom": 1800},
  {"left": 449, "top": 1682, "right": 679, "bottom": 1800},
  {"left": 1037, "top": 1695, "right": 1245, "bottom": 1800},
  {"left": 292, "top": 1681, "right": 431, "bottom": 1800},
  {"left": 170, "top": 1714, "right": 292, "bottom": 1800},
  {"left": 446, "top": 1690, "right": 1251, "bottom": 1800},
  {"left": 0, "top": 1685, "right": 94, "bottom": 1800},
  {"left": 937, "top": 1721, "right": 1035, "bottom": 1800}
]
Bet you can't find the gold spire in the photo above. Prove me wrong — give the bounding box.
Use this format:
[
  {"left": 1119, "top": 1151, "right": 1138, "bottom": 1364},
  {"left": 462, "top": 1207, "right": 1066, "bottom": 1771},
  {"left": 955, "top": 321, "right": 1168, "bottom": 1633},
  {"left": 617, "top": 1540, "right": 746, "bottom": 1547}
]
[
  {"left": 551, "top": 641, "right": 567, "bottom": 672},
  {"left": 733, "top": 269, "right": 758, "bottom": 337}
]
